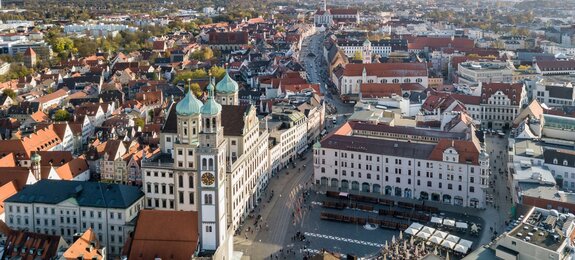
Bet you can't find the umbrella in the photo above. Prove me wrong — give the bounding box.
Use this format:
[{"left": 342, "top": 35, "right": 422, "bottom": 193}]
[
  {"left": 433, "top": 247, "right": 438, "bottom": 255},
  {"left": 385, "top": 241, "right": 388, "bottom": 251},
  {"left": 443, "top": 219, "right": 456, "bottom": 227},
  {"left": 446, "top": 251, "right": 450, "bottom": 260},
  {"left": 471, "top": 223, "right": 479, "bottom": 232},
  {"left": 392, "top": 235, "right": 396, "bottom": 244},
  {"left": 454, "top": 244, "right": 468, "bottom": 254},
  {"left": 432, "top": 230, "right": 448, "bottom": 239},
  {"left": 403, "top": 239, "right": 407, "bottom": 250},
  {"left": 415, "top": 244, "right": 419, "bottom": 256},
  {"left": 441, "top": 240, "right": 456, "bottom": 249},
  {"left": 429, "top": 236, "right": 443, "bottom": 245},
  {"left": 431, "top": 216, "right": 443, "bottom": 224},
  {"left": 459, "top": 239, "right": 473, "bottom": 249},
  {"left": 406, "top": 250, "right": 411, "bottom": 259},
  {"left": 456, "top": 222, "right": 468, "bottom": 229},
  {"left": 410, "top": 235, "right": 414, "bottom": 246},
  {"left": 399, "top": 230, "right": 403, "bottom": 240},
  {"left": 395, "top": 244, "right": 399, "bottom": 256},
  {"left": 445, "top": 234, "right": 460, "bottom": 244}
]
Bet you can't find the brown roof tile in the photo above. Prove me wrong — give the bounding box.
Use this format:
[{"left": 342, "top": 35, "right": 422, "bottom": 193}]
[{"left": 127, "top": 210, "right": 199, "bottom": 260}]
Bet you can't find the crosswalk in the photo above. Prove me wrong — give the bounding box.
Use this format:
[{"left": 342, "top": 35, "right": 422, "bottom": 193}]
[{"left": 303, "top": 232, "right": 384, "bottom": 248}]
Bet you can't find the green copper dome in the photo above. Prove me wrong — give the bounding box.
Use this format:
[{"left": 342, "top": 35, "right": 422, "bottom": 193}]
[
  {"left": 176, "top": 89, "right": 203, "bottom": 116},
  {"left": 216, "top": 71, "right": 239, "bottom": 94},
  {"left": 201, "top": 79, "right": 222, "bottom": 116}
]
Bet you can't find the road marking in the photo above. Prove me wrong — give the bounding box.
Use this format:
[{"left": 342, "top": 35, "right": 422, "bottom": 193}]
[{"left": 303, "top": 232, "right": 384, "bottom": 248}]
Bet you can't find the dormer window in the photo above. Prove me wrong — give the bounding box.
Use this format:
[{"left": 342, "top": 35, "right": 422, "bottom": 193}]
[
  {"left": 553, "top": 158, "right": 558, "bottom": 164},
  {"left": 564, "top": 160, "right": 569, "bottom": 166}
]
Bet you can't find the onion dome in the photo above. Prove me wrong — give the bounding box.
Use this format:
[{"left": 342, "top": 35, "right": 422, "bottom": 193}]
[
  {"left": 201, "top": 79, "right": 222, "bottom": 116},
  {"left": 215, "top": 71, "right": 239, "bottom": 94},
  {"left": 176, "top": 88, "right": 203, "bottom": 116}
]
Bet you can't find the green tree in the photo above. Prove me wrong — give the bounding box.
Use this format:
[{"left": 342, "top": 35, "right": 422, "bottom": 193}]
[
  {"left": 2, "top": 89, "right": 16, "bottom": 99},
  {"left": 54, "top": 109, "right": 70, "bottom": 121},
  {"left": 172, "top": 69, "right": 208, "bottom": 84},
  {"left": 134, "top": 118, "right": 145, "bottom": 128},
  {"left": 209, "top": 66, "right": 226, "bottom": 80},
  {"left": 52, "top": 37, "right": 75, "bottom": 53},
  {"left": 184, "top": 83, "right": 203, "bottom": 98},
  {"left": 191, "top": 47, "right": 214, "bottom": 61},
  {"left": 353, "top": 50, "right": 363, "bottom": 61}
]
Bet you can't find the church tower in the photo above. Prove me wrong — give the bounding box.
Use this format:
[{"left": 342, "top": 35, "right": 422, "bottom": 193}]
[
  {"left": 362, "top": 38, "right": 372, "bottom": 64},
  {"left": 197, "top": 77, "right": 229, "bottom": 252},
  {"left": 173, "top": 79, "right": 204, "bottom": 211}
]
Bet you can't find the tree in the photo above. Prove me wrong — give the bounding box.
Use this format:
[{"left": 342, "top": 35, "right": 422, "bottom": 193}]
[
  {"left": 353, "top": 50, "right": 363, "bottom": 61},
  {"left": 209, "top": 66, "right": 226, "bottom": 80},
  {"left": 185, "top": 83, "right": 203, "bottom": 98},
  {"left": 54, "top": 109, "right": 70, "bottom": 121},
  {"left": 134, "top": 118, "right": 145, "bottom": 128},
  {"left": 2, "top": 89, "right": 16, "bottom": 99},
  {"left": 191, "top": 47, "right": 214, "bottom": 61},
  {"left": 173, "top": 69, "right": 208, "bottom": 84},
  {"left": 52, "top": 37, "right": 75, "bottom": 53}
]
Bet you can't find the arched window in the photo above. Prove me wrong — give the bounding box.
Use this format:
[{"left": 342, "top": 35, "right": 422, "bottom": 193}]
[
  {"left": 564, "top": 160, "right": 569, "bottom": 166},
  {"left": 553, "top": 159, "right": 558, "bottom": 164},
  {"left": 202, "top": 158, "right": 207, "bottom": 168},
  {"left": 392, "top": 79, "right": 399, "bottom": 83},
  {"left": 204, "top": 194, "right": 213, "bottom": 205},
  {"left": 205, "top": 119, "right": 210, "bottom": 129},
  {"left": 209, "top": 158, "right": 214, "bottom": 168}
]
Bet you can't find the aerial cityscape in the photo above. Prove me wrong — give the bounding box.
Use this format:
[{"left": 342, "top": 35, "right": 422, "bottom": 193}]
[{"left": 0, "top": 0, "right": 571, "bottom": 259}]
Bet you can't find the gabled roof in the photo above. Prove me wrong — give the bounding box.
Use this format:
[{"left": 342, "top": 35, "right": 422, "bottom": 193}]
[
  {"left": 428, "top": 139, "right": 480, "bottom": 165},
  {"left": 55, "top": 158, "right": 89, "bottom": 180},
  {"left": 221, "top": 105, "right": 250, "bottom": 136},
  {"left": 481, "top": 82, "right": 523, "bottom": 105},
  {"left": 536, "top": 60, "right": 575, "bottom": 71},
  {"left": 63, "top": 228, "right": 103, "bottom": 259},
  {"left": 127, "top": 210, "right": 199, "bottom": 260},
  {"left": 3, "top": 229, "right": 64, "bottom": 259}
]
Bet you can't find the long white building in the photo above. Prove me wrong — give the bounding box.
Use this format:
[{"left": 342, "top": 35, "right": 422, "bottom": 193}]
[
  {"left": 4, "top": 180, "right": 145, "bottom": 257},
  {"left": 313, "top": 121, "right": 490, "bottom": 208},
  {"left": 337, "top": 63, "right": 429, "bottom": 96}
]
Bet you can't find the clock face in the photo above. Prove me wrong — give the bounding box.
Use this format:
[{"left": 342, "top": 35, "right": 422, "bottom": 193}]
[{"left": 202, "top": 172, "right": 215, "bottom": 186}]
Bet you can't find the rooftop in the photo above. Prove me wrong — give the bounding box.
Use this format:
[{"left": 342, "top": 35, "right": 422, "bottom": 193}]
[
  {"left": 507, "top": 207, "right": 575, "bottom": 252},
  {"left": 5, "top": 179, "right": 144, "bottom": 209}
]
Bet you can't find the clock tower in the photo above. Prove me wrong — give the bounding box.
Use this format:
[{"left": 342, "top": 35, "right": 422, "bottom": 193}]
[{"left": 196, "top": 78, "right": 230, "bottom": 256}]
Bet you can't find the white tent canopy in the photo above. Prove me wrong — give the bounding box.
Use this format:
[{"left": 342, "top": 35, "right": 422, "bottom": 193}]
[
  {"left": 432, "top": 230, "right": 448, "bottom": 239},
  {"left": 417, "top": 231, "right": 431, "bottom": 240},
  {"left": 405, "top": 227, "right": 420, "bottom": 236},
  {"left": 454, "top": 244, "right": 468, "bottom": 254},
  {"left": 421, "top": 226, "right": 436, "bottom": 234},
  {"left": 443, "top": 219, "right": 456, "bottom": 227},
  {"left": 429, "top": 236, "right": 443, "bottom": 245},
  {"left": 458, "top": 239, "right": 473, "bottom": 249},
  {"left": 431, "top": 217, "right": 443, "bottom": 224},
  {"left": 441, "top": 239, "right": 456, "bottom": 249},
  {"left": 456, "top": 222, "right": 468, "bottom": 229},
  {"left": 409, "top": 222, "right": 424, "bottom": 230},
  {"left": 445, "top": 234, "right": 460, "bottom": 244}
]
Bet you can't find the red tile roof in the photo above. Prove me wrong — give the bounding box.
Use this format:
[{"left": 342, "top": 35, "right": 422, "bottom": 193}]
[
  {"left": 536, "top": 60, "right": 575, "bottom": 71},
  {"left": 407, "top": 36, "right": 475, "bottom": 51},
  {"left": 428, "top": 139, "right": 480, "bottom": 165},
  {"left": 481, "top": 82, "right": 523, "bottom": 105},
  {"left": 360, "top": 83, "right": 402, "bottom": 98},
  {"left": 127, "top": 210, "right": 199, "bottom": 260}
]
